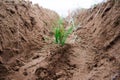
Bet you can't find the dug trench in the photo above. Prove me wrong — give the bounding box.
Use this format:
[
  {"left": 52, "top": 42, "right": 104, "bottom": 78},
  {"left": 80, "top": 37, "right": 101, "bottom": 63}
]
[{"left": 0, "top": 0, "right": 120, "bottom": 80}]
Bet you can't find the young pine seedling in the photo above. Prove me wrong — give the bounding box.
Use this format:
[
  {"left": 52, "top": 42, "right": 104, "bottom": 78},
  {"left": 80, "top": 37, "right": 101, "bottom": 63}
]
[{"left": 54, "top": 18, "right": 74, "bottom": 46}]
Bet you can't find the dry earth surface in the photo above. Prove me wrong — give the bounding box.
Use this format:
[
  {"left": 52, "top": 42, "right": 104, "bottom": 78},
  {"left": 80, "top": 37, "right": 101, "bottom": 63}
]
[{"left": 0, "top": 0, "right": 120, "bottom": 80}]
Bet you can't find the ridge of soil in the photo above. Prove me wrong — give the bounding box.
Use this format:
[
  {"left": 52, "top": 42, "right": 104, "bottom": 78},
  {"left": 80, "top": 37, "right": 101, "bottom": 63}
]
[
  {"left": 73, "top": 0, "right": 120, "bottom": 79},
  {"left": 0, "top": 0, "right": 59, "bottom": 79}
]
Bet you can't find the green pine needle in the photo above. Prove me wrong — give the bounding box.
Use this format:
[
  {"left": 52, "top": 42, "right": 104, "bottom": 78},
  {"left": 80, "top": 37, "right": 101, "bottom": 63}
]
[{"left": 53, "top": 18, "right": 74, "bottom": 46}]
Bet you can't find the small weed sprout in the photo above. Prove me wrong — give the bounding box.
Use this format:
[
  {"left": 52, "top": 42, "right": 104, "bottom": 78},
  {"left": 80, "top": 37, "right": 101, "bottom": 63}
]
[{"left": 53, "top": 18, "right": 74, "bottom": 46}]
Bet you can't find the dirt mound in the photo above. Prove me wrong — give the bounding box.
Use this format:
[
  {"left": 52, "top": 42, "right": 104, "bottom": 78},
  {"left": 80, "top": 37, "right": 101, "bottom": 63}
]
[
  {"left": 0, "top": 0, "right": 59, "bottom": 79},
  {"left": 73, "top": 0, "right": 120, "bottom": 80}
]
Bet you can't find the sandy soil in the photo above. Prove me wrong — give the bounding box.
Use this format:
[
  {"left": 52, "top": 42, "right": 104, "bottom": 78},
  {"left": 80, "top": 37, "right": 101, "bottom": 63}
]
[{"left": 0, "top": 0, "right": 120, "bottom": 80}]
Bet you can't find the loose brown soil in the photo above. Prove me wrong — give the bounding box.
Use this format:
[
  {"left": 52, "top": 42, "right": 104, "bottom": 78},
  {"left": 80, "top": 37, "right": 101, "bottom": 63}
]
[{"left": 0, "top": 0, "right": 120, "bottom": 80}]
